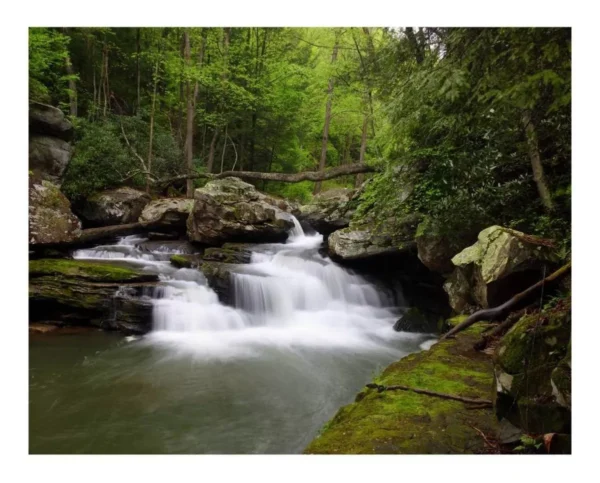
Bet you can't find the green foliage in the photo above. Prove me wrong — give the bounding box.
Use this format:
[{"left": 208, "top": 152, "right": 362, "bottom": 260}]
[
  {"left": 61, "top": 119, "right": 134, "bottom": 201},
  {"left": 513, "top": 435, "right": 543, "bottom": 454},
  {"left": 29, "top": 28, "right": 70, "bottom": 102}
]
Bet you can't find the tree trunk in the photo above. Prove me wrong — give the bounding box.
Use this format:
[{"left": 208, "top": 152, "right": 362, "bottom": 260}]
[
  {"left": 147, "top": 57, "right": 160, "bottom": 193},
  {"left": 523, "top": 110, "right": 554, "bottom": 212},
  {"left": 313, "top": 36, "right": 340, "bottom": 195},
  {"left": 355, "top": 111, "right": 369, "bottom": 187},
  {"left": 220, "top": 125, "right": 228, "bottom": 174},
  {"left": 183, "top": 30, "right": 194, "bottom": 198},
  {"left": 136, "top": 28, "right": 141, "bottom": 114},
  {"left": 207, "top": 128, "right": 220, "bottom": 173},
  {"left": 65, "top": 53, "right": 77, "bottom": 117}
]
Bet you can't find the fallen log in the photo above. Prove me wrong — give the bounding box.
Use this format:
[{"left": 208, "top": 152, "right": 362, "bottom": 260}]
[
  {"left": 365, "top": 383, "right": 493, "bottom": 407},
  {"left": 77, "top": 222, "right": 148, "bottom": 244},
  {"left": 156, "top": 163, "right": 377, "bottom": 187},
  {"left": 441, "top": 262, "right": 571, "bottom": 340}
]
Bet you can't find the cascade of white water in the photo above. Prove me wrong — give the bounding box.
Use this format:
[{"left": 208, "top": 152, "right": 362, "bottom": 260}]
[{"left": 72, "top": 217, "right": 420, "bottom": 355}]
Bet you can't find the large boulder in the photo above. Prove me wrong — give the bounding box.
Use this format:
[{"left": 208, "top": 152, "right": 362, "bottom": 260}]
[
  {"left": 186, "top": 177, "right": 294, "bottom": 245},
  {"left": 493, "top": 300, "right": 571, "bottom": 434},
  {"left": 29, "top": 178, "right": 82, "bottom": 246},
  {"left": 415, "top": 218, "right": 466, "bottom": 274},
  {"left": 139, "top": 198, "right": 194, "bottom": 231},
  {"left": 29, "top": 259, "right": 158, "bottom": 334},
  {"left": 29, "top": 135, "right": 73, "bottom": 182},
  {"left": 298, "top": 188, "right": 356, "bottom": 235},
  {"left": 76, "top": 187, "right": 151, "bottom": 227},
  {"left": 29, "top": 102, "right": 73, "bottom": 141},
  {"left": 328, "top": 214, "right": 420, "bottom": 261},
  {"left": 443, "top": 226, "right": 553, "bottom": 312}
]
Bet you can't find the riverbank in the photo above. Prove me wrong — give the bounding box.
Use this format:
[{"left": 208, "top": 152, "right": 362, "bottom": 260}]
[{"left": 304, "top": 317, "right": 499, "bottom": 454}]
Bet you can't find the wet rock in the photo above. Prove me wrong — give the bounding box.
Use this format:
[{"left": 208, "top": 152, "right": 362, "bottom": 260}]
[
  {"left": 199, "top": 261, "right": 237, "bottom": 305},
  {"left": 29, "top": 135, "right": 73, "bottom": 182},
  {"left": 187, "top": 177, "right": 294, "bottom": 245},
  {"left": 76, "top": 187, "right": 151, "bottom": 227},
  {"left": 393, "top": 307, "right": 442, "bottom": 334},
  {"left": 29, "top": 178, "right": 82, "bottom": 246},
  {"left": 29, "top": 102, "right": 73, "bottom": 140},
  {"left": 170, "top": 254, "right": 203, "bottom": 269},
  {"left": 29, "top": 259, "right": 158, "bottom": 332},
  {"left": 139, "top": 198, "right": 194, "bottom": 230},
  {"left": 203, "top": 243, "right": 253, "bottom": 264}
]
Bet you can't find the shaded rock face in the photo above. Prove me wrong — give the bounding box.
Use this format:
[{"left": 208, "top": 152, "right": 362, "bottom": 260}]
[
  {"left": 29, "top": 259, "right": 158, "bottom": 334},
  {"left": 493, "top": 300, "right": 571, "bottom": 434},
  {"left": 139, "top": 198, "right": 194, "bottom": 230},
  {"left": 187, "top": 178, "right": 294, "bottom": 245},
  {"left": 29, "top": 102, "right": 73, "bottom": 141},
  {"left": 298, "top": 188, "right": 356, "bottom": 235},
  {"left": 29, "top": 135, "right": 73, "bottom": 182},
  {"left": 29, "top": 179, "right": 82, "bottom": 245},
  {"left": 443, "top": 226, "right": 551, "bottom": 312},
  {"left": 328, "top": 214, "right": 420, "bottom": 262},
  {"left": 199, "top": 261, "right": 237, "bottom": 305},
  {"left": 414, "top": 218, "right": 470, "bottom": 275},
  {"left": 393, "top": 307, "right": 441, "bottom": 334},
  {"left": 76, "top": 187, "right": 151, "bottom": 227}
]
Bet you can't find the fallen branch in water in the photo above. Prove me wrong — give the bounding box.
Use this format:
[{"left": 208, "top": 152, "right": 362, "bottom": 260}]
[
  {"left": 365, "top": 383, "right": 492, "bottom": 407},
  {"left": 440, "top": 262, "right": 571, "bottom": 340}
]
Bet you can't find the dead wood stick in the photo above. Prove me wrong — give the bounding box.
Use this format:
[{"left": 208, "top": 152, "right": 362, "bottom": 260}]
[
  {"left": 441, "top": 262, "right": 571, "bottom": 341},
  {"left": 365, "top": 383, "right": 492, "bottom": 406}
]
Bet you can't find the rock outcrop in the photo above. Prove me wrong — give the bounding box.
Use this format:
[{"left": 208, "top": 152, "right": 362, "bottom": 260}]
[
  {"left": 139, "top": 198, "right": 194, "bottom": 231},
  {"left": 29, "top": 259, "right": 158, "bottom": 334},
  {"left": 187, "top": 178, "right": 294, "bottom": 245},
  {"left": 29, "top": 102, "right": 73, "bottom": 140},
  {"left": 29, "top": 178, "right": 82, "bottom": 245},
  {"left": 415, "top": 218, "right": 462, "bottom": 274},
  {"left": 443, "top": 226, "right": 553, "bottom": 312},
  {"left": 29, "top": 136, "right": 73, "bottom": 182},
  {"left": 298, "top": 188, "right": 356, "bottom": 235},
  {"left": 29, "top": 102, "right": 74, "bottom": 183},
  {"left": 493, "top": 299, "right": 571, "bottom": 434},
  {"left": 328, "top": 214, "right": 420, "bottom": 261},
  {"left": 76, "top": 187, "right": 151, "bottom": 227}
]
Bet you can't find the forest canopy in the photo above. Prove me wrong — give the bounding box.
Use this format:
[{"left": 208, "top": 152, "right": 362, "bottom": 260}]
[{"left": 29, "top": 27, "right": 571, "bottom": 246}]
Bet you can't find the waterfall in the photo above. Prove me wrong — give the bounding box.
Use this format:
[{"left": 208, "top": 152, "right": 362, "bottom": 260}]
[{"left": 73, "top": 217, "right": 422, "bottom": 357}]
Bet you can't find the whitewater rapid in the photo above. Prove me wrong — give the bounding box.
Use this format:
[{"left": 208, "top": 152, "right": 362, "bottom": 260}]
[{"left": 73, "top": 218, "right": 435, "bottom": 359}]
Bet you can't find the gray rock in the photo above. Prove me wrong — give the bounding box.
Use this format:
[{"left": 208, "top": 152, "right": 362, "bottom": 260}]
[
  {"left": 139, "top": 198, "right": 194, "bottom": 230},
  {"left": 187, "top": 177, "right": 294, "bottom": 245},
  {"left": 29, "top": 102, "right": 73, "bottom": 140},
  {"left": 29, "top": 179, "right": 81, "bottom": 245},
  {"left": 298, "top": 188, "right": 356, "bottom": 235},
  {"left": 29, "top": 135, "right": 73, "bottom": 182},
  {"left": 328, "top": 214, "right": 419, "bottom": 261},
  {"left": 76, "top": 187, "right": 151, "bottom": 226}
]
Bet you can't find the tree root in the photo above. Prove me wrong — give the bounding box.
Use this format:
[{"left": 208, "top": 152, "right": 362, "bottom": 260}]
[
  {"left": 365, "top": 383, "right": 493, "bottom": 407},
  {"left": 441, "top": 262, "right": 571, "bottom": 341}
]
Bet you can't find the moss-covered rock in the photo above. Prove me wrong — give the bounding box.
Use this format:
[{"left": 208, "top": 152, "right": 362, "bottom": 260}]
[
  {"left": 199, "top": 261, "right": 239, "bottom": 305},
  {"left": 139, "top": 198, "right": 194, "bottom": 230},
  {"left": 29, "top": 179, "right": 82, "bottom": 245},
  {"left": 170, "top": 254, "right": 203, "bottom": 269},
  {"left": 75, "top": 187, "right": 151, "bottom": 227},
  {"left": 203, "top": 244, "right": 252, "bottom": 264},
  {"left": 305, "top": 320, "right": 498, "bottom": 454},
  {"left": 393, "top": 307, "right": 442, "bottom": 334},
  {"left": 29, "top": 259, "right": 158, "bottom": 333},
  {"left": 493, "top": 300, "right": 571, "bottom": 434},
  {"left": 444, "top": 226, "right": 555, "bottom": 312},
  {"left": 298, "top": 188, "right": 356, "bottom": 235}
]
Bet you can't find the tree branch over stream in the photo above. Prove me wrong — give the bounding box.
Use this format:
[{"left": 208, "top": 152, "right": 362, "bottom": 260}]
[{"left": 155, "top": 163, "right": 378, "bottom": 188}]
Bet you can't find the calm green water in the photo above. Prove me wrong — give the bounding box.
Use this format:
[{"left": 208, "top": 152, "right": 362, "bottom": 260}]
[{"left": 29, "top": 331, "right": 431, "bottom": 454}]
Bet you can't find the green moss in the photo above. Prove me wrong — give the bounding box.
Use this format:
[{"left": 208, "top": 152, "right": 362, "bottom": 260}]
[
  {"left": 305, "top": 321, "right": 497, "bottom": 454},
  {"left": 170, "top": 254, "right": 201, "bottom": 269},
  {"left": 30, "top": 259, "right": 157, "bottom": 283}
]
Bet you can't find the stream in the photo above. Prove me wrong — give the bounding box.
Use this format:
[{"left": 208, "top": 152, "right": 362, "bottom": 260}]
[{"left": 29, "top": 219, "right": 436, "bottom": 454}]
